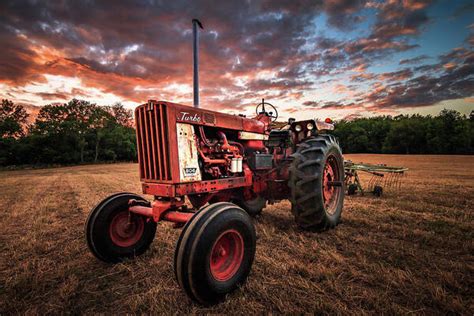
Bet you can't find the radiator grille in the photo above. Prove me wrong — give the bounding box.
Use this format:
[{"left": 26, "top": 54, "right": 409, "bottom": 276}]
[{"left": 136, "top": 103, "right": 171, "bottom": 181}]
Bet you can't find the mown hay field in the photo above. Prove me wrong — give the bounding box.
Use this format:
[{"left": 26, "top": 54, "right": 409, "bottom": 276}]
[{"left": 1, "top": 155, "right": 473, "bottom": 314}]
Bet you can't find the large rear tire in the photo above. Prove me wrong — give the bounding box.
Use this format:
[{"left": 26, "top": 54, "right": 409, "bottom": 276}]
[
  {"left": 208, "top": 194, "right": 266, "bottom": 217},
  {"left": 233, "top": 196, "right": 266, "bottom": 217},
  {"left": 85, "top": 193, "right": 157, "bottom": 263},
  {"left": 289, "top": 134, "right": 345, "bottom": 231},
  {"left": 174, "top": 202, "right": 256, "bottom": 305}
]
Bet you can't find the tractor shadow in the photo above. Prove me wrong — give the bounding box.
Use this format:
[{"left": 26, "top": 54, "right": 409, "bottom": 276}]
[{"left": 256, "top": 205, "right": 298, "bottom": 233}]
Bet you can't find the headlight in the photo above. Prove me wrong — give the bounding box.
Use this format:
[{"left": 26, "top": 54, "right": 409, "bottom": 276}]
[
  {"left": 307, "top": 122, "right": 314, "bottom": 130},
  {"left": 295, "top": 124, "right": 302, "bottom": 132}
]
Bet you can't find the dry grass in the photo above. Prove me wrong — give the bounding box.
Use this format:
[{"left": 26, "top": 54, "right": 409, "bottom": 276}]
[{"left": 1, "top": 155, "right": 473, "bottom": 314}]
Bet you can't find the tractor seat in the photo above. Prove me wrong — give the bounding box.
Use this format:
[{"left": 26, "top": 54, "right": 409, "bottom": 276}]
[
  {"left": 269, "top": 129, "right": 290, "bottom": 136},
  {"left": 266, "top": 129, "right": 290, "bottom": 147}
]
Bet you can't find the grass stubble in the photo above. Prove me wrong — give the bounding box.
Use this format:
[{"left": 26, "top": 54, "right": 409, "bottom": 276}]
[{"left": 0, "top": 155, "right": 473, "bottom": 314}]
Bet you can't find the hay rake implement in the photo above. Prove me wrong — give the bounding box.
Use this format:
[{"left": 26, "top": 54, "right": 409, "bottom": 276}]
[{"left": 344, "top": 161, "right": 408, "bottom": 197}]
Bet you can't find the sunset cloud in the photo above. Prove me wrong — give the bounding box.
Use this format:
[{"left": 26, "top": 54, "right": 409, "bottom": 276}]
[{"left": 0, "top": 0, "right": 472, "bottom": 119}]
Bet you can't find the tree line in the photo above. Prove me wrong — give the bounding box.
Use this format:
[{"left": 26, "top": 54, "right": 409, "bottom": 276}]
[
  {"left": 0, "top": 98, "right": 473, "bottom": 167},
  {"left": 0, "top": 99, "right": 136, "bottom": 166},
  {"left": 332, "top": 109, "right": 473, "bottom": 154}
]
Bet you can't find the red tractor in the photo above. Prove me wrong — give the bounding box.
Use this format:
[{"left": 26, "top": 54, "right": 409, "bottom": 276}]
[{"left": 85, "top": 20, "right": 345, "bottom": 305}]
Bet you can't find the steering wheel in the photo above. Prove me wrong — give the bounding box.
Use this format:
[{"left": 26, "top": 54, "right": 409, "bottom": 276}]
[{"left": 255, "top": 99, "right": 278, "bottom": 122}]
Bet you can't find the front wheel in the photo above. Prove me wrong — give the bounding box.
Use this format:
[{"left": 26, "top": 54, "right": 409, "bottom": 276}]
[
  {"left": 289, "top": 134, "right": 345, "bottom": 231},
  {"left": 85, "top": 193, "right": 157, "bottom": 263},
  {"left": 174, "top": 202, "right": 256, "bottom": 305}
]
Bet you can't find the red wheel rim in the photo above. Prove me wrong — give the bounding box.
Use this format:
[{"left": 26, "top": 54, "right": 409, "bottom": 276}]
[
  {"left": 210, "top": 229, "right": 244, "bottom": 281},
  {"left": 108, "top": 211, "right": 145, "bottom": 247},
  {"left": 322, "top": 155, "right": 341, "bottom": 215}
]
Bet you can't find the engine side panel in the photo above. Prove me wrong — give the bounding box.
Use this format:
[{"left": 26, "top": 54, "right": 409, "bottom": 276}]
[
  {"left": 136, "top": 100, "right": 271, "bottom": 188},
  {"left": 170, "top": 101, "right": 267, "bottom": 134},
  {"left": 177, "top": 123, "right": 202, "bottom": 182}
]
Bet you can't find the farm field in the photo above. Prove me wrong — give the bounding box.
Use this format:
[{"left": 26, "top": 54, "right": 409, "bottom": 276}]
[{"left": 0, "top": 155, "right": 473, "bottom": 314}]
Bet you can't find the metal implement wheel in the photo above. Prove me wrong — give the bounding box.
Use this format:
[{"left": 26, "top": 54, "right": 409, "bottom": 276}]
[
  {"left": 373, "top": 185, "right": 383, "bottom": 197},
  {"left": 347, "top": 183, "right": 358, "bottom": 195},
  {"left": 174, "top": 202, "right": 256, "bottom": 305},
  {"left": 85, "top": 193, "right": 157, "bottom": 263},
  {"left": 289, "top": 134, "right": 345, "bottom": 231}
]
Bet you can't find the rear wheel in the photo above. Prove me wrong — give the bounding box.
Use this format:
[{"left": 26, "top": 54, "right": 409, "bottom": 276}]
[
  {"left": 209, "top": 194, "right": 266, "bottom": 217},
  {"left": 85, "top": 193, "right": 157, "bottom": 263},
  {"left": 233, "top": 196, "right": 266, "bottom": 217},
  {"left": 289, "top": 134, "right": 345, "bottom": 231},
  {"left": 174, "top": 202, "right": 256, "bottom": 305}
]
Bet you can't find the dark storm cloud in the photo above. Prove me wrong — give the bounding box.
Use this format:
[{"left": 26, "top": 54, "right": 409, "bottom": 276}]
[
  {"left": 303, "top": 99, "right": 359, "bottom": 111},
  {"left": 312, "top": 37, "right": 473, "bottom": 111},
  {"left": 362, "top": 46, "right": 474, "bottom": 109},
  {"left": 371, "top": 7, "right": 429, "bottom": 40},
  {"left": 0, "top": 29, "right": 42, "bottom": 84},
  {"left": 312, "top": 0, "right": 473, "bottom": 111},
  {"left": 452, "top": 2, "right": 474, "bottom": 18},
  {"left": 302, "top": 101, "right": 319, "bottom": 107},
  {"left": 320, "top": 101, "right": 355, "bottom": 109},
  {"left": 248, "top": 78, "right": 312, "bottom": 92},
  {"left": 399, "top": 55, "right": 430, "bottom": 65},
  {"left": 306, "top": 1, "right": 434, "bottom": 83},
  {"left": 351, "top": 68, "right": 414, "bottom": 83},
  {"left": 345, "top": 1, "right": 431, "bottom": 55},
  {"left": 380, "top": 69, "right": 414, "bottom": 81},
  {"left": 1, "top": 0, "right": 336, "bottom": 106},
  {"left": 323, "top": 0, "right": 366, "bottom": 29},
  {"left": 342, "top": 112, "right": 363, "bottom": 120},
  {"left": 37, "top": 92, "right": 70, "bottom": 100},
  {"left": 0, "top": 0, "right": 471, "bottom": 113}
]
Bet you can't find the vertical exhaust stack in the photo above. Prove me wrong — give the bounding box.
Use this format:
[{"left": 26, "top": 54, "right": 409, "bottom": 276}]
[{"left": 192, "top": 19, "right": 203, "bottom": 108}]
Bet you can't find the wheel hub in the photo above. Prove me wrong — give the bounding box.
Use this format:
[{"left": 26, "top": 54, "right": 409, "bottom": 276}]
[
  {"left": 109, "top": 211, "right": 145, "bottom": 247},
  {"left": 210, "top": 229, "right": 244, "bottom": 282},
  {"left": 322, "top": 155, "right": 341, "bottom": 215}
]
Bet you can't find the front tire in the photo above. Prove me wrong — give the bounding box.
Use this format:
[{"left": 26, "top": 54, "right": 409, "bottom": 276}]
[
  {"left": 289, "top": 134, "right": 345, "bottom": 231},
  {"left": 85, "top": 193, "right": 157, "bottom": 263},
  {"left": 174, "top": 202, "right": 256, "bottom": 305}
]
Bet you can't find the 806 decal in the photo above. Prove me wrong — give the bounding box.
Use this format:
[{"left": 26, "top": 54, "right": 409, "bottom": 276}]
[{"left": 184, "top": 167, "right": 197, "bottom": 176}]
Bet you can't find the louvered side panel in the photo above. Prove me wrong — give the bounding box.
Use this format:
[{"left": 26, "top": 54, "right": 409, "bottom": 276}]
[
  {"left": 135, "top": 107, "right": 147, "bottom": 179},
  {"left": 159, "top": 104, "right": 170, "bottom": 180}
]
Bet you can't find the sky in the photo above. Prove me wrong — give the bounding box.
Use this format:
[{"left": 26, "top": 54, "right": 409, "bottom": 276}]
[{"left": 0, "top": 0, "right": 473, "bottom": 121}]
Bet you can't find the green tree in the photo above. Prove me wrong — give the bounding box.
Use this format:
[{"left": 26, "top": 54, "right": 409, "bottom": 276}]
[
  {"left": 2, "top": 99, "right": 472, "bottom": 167},
  {"left": 31, "top": 99, "right": 97, "bottom": 163},
  {"left": 0, "top": 100, "right": 29, "bottom": 165},
  {"left": 89, "top": 103, "right": 135, "bottom": 162},
  {"left": 89, "top": 106, "right": 113, "bottom": 162},
  {"left": 382, "top": 117, "right": 427, "bottom": 154},
  {"left": 437, "top": 109, "right": 470, "bottom": 154},
  {"left": 109, "top": 102, "right": 133, "bottom": 127},
  {"left": 0, "top": 99, "right": 29, "bottom": 138}
]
